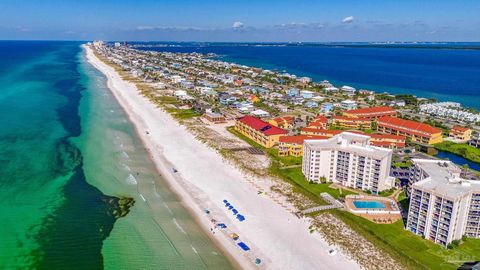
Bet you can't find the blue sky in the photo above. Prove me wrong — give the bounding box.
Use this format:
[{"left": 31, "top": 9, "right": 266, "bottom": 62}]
[{"left": 0, "top": 0, "right": 479, "bottom": 41}]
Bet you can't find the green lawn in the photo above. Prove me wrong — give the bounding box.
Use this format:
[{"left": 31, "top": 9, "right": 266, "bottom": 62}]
[
  {"left": 334, "top": 210, "right": 480, "bottom": 270},
  {"left": 393, "top": 161, "right": 413, "bottom": 168},
  {"left": 272, "top": 166, "right": 357, "bottom": 200},
  {"left": 397, "top": 191, "right": 409, "bottom": 211},
  {"left": 377, "top": 188, "right": 396, "bottom": 197},
  {"left": 165, "top": 108, "right": 202, "bottom": 120},
  {"left": 434, "top": 141, "right": 480, "bottom": 164}
]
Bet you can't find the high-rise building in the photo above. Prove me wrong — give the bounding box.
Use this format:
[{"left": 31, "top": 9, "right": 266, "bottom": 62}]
[
  {"left": 406, "top": 159, "right": 480, "bottom": 246},
  {"left": 302, "top": 132, "right": 394, "bottom": 193}
]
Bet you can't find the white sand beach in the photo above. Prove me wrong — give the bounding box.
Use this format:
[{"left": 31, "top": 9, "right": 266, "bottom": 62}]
[{"left": 85, "top": 45, "right": 361, "bottom": 270}]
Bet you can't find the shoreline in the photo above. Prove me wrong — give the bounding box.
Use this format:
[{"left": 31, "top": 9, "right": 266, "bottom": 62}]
[
  {"left": 84, "top": 44, "right": 361, "bottom": 270},
  {"left": 84, "top": 45, "right": 246, "bottom": 269}
]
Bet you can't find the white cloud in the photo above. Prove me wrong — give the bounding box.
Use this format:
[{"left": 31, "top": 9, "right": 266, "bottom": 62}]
[
  {"left": 232, "top": 21, "right": 244, "bottom": 29},
  {"left": 135, "top": 26, "right": 203, "bottom": 31},
  {"left": 342, "top": 16, "right": 354, "bottom": 24}
]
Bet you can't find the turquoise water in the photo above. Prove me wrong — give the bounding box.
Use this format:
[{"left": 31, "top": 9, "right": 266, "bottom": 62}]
[
  {"left": 353, "top": 201, "right": 386, "bottom": 209},
  {"left": 0, "top": 41, "right": 231, "bottom": 269}
]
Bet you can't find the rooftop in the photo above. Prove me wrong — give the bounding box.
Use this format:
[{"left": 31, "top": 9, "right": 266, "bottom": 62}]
[
  {"left": 378, "top": 116, "right": 442, "bottom": 135},
  {"left": 344, "top": 106, "right": 396, "bottom": 116},
  {"left": 304, "top": 132, "right": 393, "bottom": 159},
  {"left": 238, "top": 115, "right": 287, "bottom": 136},
  {"left": 279, "top": 135, "right": 328, "bottom": 144},
  {"left": 412, "top": 159, "right": 480, "bottom": 200}
]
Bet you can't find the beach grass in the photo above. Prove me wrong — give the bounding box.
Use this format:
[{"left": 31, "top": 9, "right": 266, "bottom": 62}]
[{"left": 165, "top": 108, "right": 202, "bottom": 120}]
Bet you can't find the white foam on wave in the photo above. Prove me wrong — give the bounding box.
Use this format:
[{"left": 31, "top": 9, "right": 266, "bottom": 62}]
[
  {"left": 121, "top": 163, "right": 131, "bottom": 171},
  {"left": 139, "top": 194, "right": 146, "bottom": 202},
  {"left": 125, "top": 173, "right": 137, "bottom": 185},
  {"left": 163, "top": 202, "right": 173, "bottom": 214},
  {"left": 172, "top": 218, "right": 186, "bottom": 234},
  {"left": 191, "top": 245, "right": 198, "bottom": 254},
  {"left": 153, "top": 183, "right": 161, "bottom": 198},
  {"left": 121, "top": 151, "right": 130, "bottom": 159}
]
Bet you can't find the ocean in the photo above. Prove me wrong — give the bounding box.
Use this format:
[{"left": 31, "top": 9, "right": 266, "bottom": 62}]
[
  {"left": 0, "top": 41, "right": 231, "bottom": 269},
  {"left": 137, "top": 42, "right": 480, "bottom": 109}
]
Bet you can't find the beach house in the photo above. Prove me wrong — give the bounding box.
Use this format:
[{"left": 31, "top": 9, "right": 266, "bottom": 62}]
[
  {"left": 339, "top": 100, "right": 358, "bottom": 110},
  {"left": 341, "top": 86, "right": 356, "bottom": 96},
  {"left": 449, "top": 125, "right": 472, "bottom": 142}
]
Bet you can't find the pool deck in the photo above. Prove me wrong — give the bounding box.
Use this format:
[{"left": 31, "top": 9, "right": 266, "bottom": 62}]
[{"left": 344, "top": 195, "right": 402, "bottom": 224}]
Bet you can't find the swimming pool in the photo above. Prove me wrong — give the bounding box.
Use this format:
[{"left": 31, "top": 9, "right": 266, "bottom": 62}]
[{"left": 353, "top": 200, "right": 386, "bottom": 209}]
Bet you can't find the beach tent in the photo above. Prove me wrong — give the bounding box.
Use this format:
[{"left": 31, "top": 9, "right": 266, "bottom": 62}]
[
  {"left": 238, "top": 242, "right": 250, "bottom": 251},
  {"left": 216, "top": 223, "right": 227, "bottom": 229},
  {"left": 237, "top": 214, "right": 245, "bottom": 222}
]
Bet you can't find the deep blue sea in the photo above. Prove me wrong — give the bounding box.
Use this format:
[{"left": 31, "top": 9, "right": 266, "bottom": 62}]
[{"left": 137, "top": 42, "right": 480, "bottom": 109}]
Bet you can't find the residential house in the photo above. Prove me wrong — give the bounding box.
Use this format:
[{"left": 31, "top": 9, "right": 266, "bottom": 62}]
[{"left": 449, "top": 125, "right": 472, "bottom": 142}]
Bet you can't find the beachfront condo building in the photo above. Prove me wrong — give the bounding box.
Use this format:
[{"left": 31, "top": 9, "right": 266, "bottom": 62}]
[
  {"left": 278, "top": 135, "right": 327, "bottom": 157},
  {"left": 377, "top": 116, "right": 443, "bottom": 145},
  {"left": 235, "top": 115, "right": 287, "bottom": 148},
  {"left": 302, "top": 132, "right": 395, "bottom": 193},
  {"left": 342, "top": 106, "right": 397, "bottom": 120},
  {"left": 406, "top": 159, "right": 480, "bottom": 247},
  {"left": 332, "top": 115, "right": 372, "bottom": 130},
  {"left": 300, "top": 128, "right": 405, "bottom": 149}
]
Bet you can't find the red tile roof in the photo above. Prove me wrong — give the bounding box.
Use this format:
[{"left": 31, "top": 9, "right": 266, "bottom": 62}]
[
  {"left": 301, "top": 128, "right": 342, "bottom": 136},
  {"left": 333, "top": 116, "right": 371, "bottom": 122},
  {"left": 344, "top": 106, "right": 396, "bottom": 118},
  {"left": 370, "top": 141, "right": 406, "bottom": 148},
  {"left": 451, "top": 125, "right": 470, "bottom": 133},
  {"left": 238, "top": 115, "right": 287, "bottom": 136},
  {"left": 312, "top": 115, "right": 328, "bottom": 124},
  {"left": 300, "top": 129, "right": 406, "bottom": 148},
  {"left": 279, "top": 135, "right": 328, "bottom": 144},
  {"left": 308, "top": 121, "right": 328, "bottom": 129},
  {"left": 272, "top": 116, "right": 295, "bottom": 124},
  {"left": 377, "top": 116, "right": 442, "bottom": 136}
]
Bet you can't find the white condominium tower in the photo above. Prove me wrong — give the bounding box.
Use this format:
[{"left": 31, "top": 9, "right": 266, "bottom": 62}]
[
  {"left": 406, "top": 159, "right": 480, "bottom": 246},
  {"left": 302, "top": 132, "right": 394, "bottom": 193}
]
